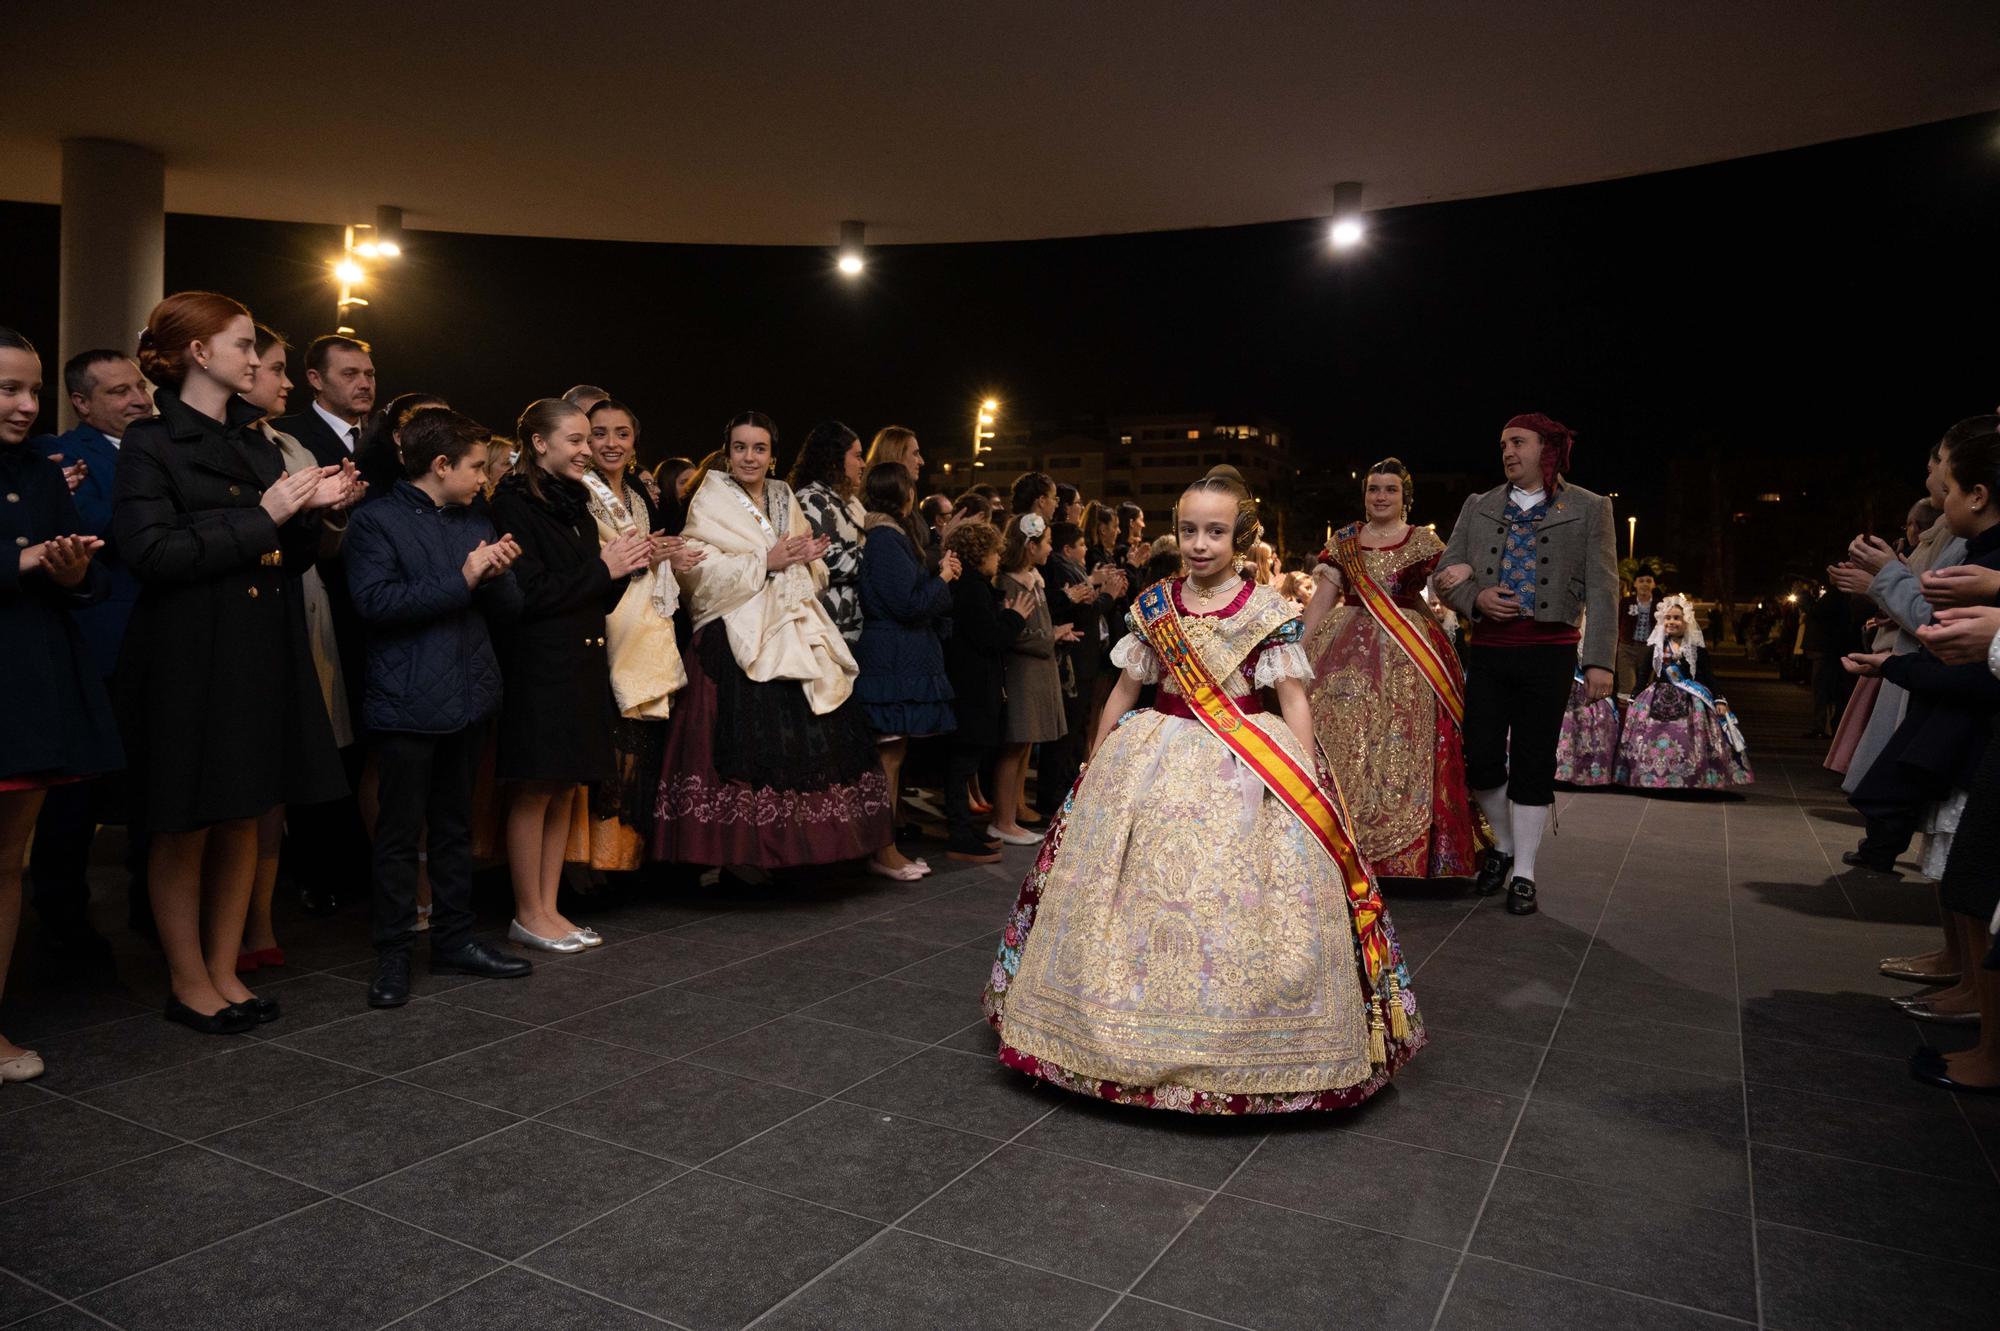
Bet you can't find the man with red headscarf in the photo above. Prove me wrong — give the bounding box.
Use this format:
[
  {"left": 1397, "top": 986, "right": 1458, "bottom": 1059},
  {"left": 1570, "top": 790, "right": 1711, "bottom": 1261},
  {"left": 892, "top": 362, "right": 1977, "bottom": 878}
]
[{"left": 1434, "top": 413, "right": 1618, "bottom": 915}]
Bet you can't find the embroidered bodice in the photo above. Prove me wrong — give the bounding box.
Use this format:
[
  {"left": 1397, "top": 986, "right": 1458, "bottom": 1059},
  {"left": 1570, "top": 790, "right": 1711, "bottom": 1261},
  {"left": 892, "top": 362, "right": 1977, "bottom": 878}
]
[
  {"left": 1329, "top": 524, "right": 1443, "bottom": 607},
  {"left": 1111, "top": 579, "right": 1311, "bottom": 698}
]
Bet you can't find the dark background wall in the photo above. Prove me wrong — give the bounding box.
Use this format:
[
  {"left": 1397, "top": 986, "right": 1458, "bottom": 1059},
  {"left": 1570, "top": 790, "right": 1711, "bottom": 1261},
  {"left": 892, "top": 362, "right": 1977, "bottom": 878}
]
[{"left": 3, "top": 112, "right": 1996, "bottom": 599}]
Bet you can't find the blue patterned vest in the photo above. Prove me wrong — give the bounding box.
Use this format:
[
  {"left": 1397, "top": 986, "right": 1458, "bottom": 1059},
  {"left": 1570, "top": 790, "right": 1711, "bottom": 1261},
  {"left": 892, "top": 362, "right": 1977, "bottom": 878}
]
[{"left": 1497, "top": 496, "right": 1550, "bottom": 612}]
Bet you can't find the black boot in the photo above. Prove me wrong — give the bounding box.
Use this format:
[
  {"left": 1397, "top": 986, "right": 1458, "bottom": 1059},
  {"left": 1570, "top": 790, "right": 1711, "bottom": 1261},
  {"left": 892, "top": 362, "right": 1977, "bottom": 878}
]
[
  {"left": 1840, "top": 849, "right": 1899, "bottom": 875},
  {"left": 1474, "top": 851, "right": 1514, "bottom": 897},
  {"left": 1506, "top": 876, "right": 1538, "bottom": 916},
  {"left": 431, "top": 939, "right": 532, "bottom": 979},
  {"left": 369, "top": 950, "right": 413, "bottom": 1008}
]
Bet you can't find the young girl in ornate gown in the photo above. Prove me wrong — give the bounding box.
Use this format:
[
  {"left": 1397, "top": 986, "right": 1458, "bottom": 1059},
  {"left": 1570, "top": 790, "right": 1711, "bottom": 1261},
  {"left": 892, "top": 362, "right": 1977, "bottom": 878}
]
[
  {"left": 1555, "top": 654, "right": 1622, "bottom": 787},
  {"left": 984, "top": 474, "right": 1423, "bottom": 1113},
  {"left": 1614, "top": 595, "right": 1753, "bottom": 790}
]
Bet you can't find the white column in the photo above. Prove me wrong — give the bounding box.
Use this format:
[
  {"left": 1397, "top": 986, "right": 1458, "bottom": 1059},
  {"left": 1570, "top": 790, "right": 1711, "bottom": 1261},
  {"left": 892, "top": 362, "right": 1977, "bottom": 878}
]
[{"left": 59, "top": 139, "right": 164, "bottom": 420}]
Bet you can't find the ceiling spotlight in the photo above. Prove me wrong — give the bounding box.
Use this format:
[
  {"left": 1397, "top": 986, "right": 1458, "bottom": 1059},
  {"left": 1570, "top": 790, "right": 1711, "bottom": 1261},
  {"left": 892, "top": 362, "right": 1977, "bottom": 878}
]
[
  {"left": 374, "top": 205, "right": 406, "bottom": 259},
  {"left": 838, "top": 219, "right": 866, "bottom": 277},
  {"left": 377, "top": 240, "right": 401, "bottom": 258},
  {"left": 355, "top": 241, "right": 380, "bottom": 258},
  {"left": 334, "top": 259, "right": 365, "bottom": 284},
  {"left": 1329, "top": 180, "right": 1366, "bottom": 250}
]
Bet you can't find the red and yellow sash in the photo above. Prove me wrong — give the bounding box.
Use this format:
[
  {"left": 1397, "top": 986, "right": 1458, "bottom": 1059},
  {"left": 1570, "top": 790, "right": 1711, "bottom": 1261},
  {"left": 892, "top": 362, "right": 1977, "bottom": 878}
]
[
  {"left": 1331, "top": 524, "right": 1466, "bottom": 729},
  {"left": 1136, "top": 582, "right": 1402, "bottom": 1057}
]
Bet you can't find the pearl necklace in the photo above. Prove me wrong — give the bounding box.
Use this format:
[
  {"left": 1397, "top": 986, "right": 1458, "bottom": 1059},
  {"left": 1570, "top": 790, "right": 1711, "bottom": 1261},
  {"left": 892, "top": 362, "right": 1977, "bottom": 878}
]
[{"left": 1185, "top": 573, "right": 1243, "bottom": 609}]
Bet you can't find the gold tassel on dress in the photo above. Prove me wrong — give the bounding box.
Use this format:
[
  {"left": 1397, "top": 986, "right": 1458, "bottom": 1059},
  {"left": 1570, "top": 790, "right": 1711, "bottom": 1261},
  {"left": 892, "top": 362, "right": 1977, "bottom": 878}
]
[
  {"left": 1387, "top": 973, "right": 1410, "bottom": 1042},
  {"left": 1368, "top": 998, "right": 1388, "bottom": 1067}
]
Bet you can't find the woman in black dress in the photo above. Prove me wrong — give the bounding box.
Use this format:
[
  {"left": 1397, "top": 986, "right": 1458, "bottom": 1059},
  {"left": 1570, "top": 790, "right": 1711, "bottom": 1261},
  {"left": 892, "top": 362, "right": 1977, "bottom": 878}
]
[
  {"left": 0, "top": 328, "right": 124, "bottom": 1079},
  {"left": 115, "top": 293, "right": 359, "bottom": 1033},
  {"left": 490, "top": 399, "right": 650, "bottom": 952}
]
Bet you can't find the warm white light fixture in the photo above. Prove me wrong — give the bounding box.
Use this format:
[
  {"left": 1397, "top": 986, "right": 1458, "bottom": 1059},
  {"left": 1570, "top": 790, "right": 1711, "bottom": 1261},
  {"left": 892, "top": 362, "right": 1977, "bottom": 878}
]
[
  {"left": 838, "top": 220, "right": 866, "bottom": 276},
  {"left": 1329, "top": 180, "right": 1366, "bottom": 249}
]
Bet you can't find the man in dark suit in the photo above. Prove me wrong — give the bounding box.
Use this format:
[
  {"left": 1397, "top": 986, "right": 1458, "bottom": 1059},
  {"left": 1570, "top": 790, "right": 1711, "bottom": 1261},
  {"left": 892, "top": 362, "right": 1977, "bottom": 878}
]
[
  {"left": 274, "top": 334, "right": 378, "bottom": 914},
  {"left": 1436, "top": 412, "right": 1618, "bottom": 917},
  {"left": 29, "top": 350, "right": 156, "bottom": 957}
]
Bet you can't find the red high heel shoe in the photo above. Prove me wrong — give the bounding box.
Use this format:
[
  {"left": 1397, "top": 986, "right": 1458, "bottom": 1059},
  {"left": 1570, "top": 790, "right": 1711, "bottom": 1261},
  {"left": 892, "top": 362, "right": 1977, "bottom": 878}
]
[{"left": 235, "top": 947, "right": 286, "bottom": 973}]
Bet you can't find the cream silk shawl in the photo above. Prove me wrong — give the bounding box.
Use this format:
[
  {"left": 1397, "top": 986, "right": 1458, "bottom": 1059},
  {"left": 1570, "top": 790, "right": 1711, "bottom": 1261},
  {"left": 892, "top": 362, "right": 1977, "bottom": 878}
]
[
  {"left": 676, "top": 471, "right": 857, "bottom": 715},
  {"left": 583, "top": 471, "right": 687, "bottom": 720}
]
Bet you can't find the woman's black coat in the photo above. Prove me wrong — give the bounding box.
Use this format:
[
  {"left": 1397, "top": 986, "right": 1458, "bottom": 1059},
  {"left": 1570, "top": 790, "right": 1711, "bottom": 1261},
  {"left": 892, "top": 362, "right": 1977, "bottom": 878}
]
[
  {"left": 111, "top": 388, "right": 345, "bottom": 831},
  {"left": 488, "top": 471, "right": 630, "bottom": 783}
]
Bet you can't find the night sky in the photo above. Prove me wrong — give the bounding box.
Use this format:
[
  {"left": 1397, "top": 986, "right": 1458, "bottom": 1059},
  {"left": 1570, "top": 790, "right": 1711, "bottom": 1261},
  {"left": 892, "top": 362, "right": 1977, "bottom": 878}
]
[{"left": 4, "top": 112, "right": 1996, "bottom": 597}]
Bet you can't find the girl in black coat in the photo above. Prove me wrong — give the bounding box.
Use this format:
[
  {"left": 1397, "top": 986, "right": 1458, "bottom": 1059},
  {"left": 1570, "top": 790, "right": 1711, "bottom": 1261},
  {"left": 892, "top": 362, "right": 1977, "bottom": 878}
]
[
  {"left": 115, "top": 293, "right": 360, "bottom": 1034},
  {"left": 941, "top": 521, "right": 1031, "bottom": 860},
  {"left": 0, "top": 329, "right": 123, "bottom": 1081},
  {"left": 489, "top": 399, "right": 650, "bottom": 953}
]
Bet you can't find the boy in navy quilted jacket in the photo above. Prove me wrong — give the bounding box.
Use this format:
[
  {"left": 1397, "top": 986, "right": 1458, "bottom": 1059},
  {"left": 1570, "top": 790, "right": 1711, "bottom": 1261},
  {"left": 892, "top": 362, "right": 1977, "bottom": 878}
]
[{"left": 344, "top": 409, "right": 530, "bottom": 1007}]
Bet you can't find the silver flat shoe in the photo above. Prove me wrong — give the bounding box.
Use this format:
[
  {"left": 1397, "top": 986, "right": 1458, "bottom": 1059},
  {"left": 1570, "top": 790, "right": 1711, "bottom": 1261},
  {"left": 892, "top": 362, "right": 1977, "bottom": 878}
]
[
  {"left": 569, "top": 928, "right": 604, "bottom": 948},
  {"left": 0, "top": 1051, "right": 44, "bottom": 1083},
  {"left": 508, "top": 920, "right": 585, "bottom": 954}
]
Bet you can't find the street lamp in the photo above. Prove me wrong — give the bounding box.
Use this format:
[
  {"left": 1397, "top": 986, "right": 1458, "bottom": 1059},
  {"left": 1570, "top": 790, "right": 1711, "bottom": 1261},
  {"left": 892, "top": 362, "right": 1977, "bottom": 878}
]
[
  {"left": 1627, "top": 515, "right": 1638, "bottom": 561},
  {"left": 837, "top": 221, "right": 866, "bottom": 276},
  {"left": 1328, "top": 180, "right": 1366, "bottom": 250},
  {"left": 330, "top": 207, "right": 405, "bottom": 334},
  {"left": 972, "top": 398, "right": 998, "bottom": 468}
]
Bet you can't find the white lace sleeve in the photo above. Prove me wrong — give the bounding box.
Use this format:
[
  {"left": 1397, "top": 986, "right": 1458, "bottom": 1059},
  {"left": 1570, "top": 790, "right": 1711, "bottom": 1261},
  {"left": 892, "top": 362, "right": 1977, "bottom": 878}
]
[
  {"left": 1252, "top": 641, "right": 1313, "bottom": 687},
  {"left": 1989, "top": 630, "right": 2000, "bottom": 682},
  {"left": 1110, "top": 633, "right": 1161, "bottom": 684}
]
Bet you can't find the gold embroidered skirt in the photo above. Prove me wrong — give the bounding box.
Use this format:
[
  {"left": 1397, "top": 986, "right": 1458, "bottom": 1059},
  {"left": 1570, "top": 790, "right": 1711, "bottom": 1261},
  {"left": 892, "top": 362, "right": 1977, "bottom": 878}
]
[{"left": 985, "top": 708, "right": 1423, "bottom": 1113}]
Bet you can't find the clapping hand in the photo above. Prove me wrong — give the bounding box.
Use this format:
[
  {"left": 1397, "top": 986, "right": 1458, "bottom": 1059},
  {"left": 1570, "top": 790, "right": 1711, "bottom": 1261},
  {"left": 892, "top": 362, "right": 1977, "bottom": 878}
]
[
  {"left": 1054, "top": 622, "right": 1083, "bottom": 644},
  {"left": 1846, "top": 534, "right": 1899, "bottom": 576},
  {"left": 47, "top": 453, "right": 87, "bottom": 494},
  {"left": 462, "top": 536, "right": 521, "bottom": 587},
  {"left": 938, "top": 550, "right": 962, "bottom": 583},
  {"left": 1915, "top": 606, "right": 2000, "bottom": 665},
  {"left": 1002, "top": 585, "right": 1037, "bottom": 617},
  {"left": 1840, "top": 650, "right": 1891, "bottom": 678},
  {"left": 300, "top": 463, "right": 356, "bottom": 512},
  {"left": 1826, "top": 561, "right": 1873, "bottom": 596},
  {"left": 1919, "top": 564, "right": 2000, "bottom": 610},
  {"left": 600, "top": 532, "right": 651, "bottom": 578},
  {"left": 259, "top": 468, "right": 325, "bottom": 525},
  {"left": 1063, "top": 578, "right": 1094, "bottom": 603},
  {"left": 22, "top": 533, "right": 103, "bottom": 587}
]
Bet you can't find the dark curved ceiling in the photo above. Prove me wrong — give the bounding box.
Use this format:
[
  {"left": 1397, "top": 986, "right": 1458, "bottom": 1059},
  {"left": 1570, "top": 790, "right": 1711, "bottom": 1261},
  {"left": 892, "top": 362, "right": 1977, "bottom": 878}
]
[{"left": 10, "top": 0, "right": 1999, "bottom": 245}]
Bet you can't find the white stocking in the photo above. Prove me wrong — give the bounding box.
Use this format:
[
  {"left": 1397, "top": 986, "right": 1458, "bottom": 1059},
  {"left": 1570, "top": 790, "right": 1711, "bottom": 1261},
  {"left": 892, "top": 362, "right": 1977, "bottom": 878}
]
[
  {"left": 1474, "top": 786, "right": 1514, "bottom": 855},
  {"left": 1510, "top": 803, "right": 1551, "bottom": 882}
]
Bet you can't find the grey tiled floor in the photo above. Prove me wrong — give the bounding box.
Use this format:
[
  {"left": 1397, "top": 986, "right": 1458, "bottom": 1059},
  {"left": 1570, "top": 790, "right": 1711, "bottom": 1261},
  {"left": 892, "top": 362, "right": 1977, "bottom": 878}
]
[{"left": 3, "top": 669, "right": 1997, "bottom": 1329}]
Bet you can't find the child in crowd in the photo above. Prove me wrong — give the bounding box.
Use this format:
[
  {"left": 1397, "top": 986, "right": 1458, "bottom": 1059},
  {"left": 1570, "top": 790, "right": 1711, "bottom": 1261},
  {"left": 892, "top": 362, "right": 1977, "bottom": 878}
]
[{"left": 344, "top": 409, "right": 533, "bottom": 1006}]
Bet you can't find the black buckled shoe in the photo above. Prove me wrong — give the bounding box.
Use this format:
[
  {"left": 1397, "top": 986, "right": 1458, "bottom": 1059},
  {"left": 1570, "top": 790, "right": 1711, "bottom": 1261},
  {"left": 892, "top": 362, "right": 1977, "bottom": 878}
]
[
  {"left": 164, "top": 998, "right": 258, "bottom": 1035},
  {"left": 1840, "top": 849, "right": 1899, "bottom": 874},
  {"left": 1505, "top": 876, "right": 1538, "bottom": 916},
  {"left": 431, "top": 940, "right": 533, "bottom": 980},
  {"left": 231, "top": 995, "right": 281, "bottom": 1024},
  {"left": 1474, "top": 852, "right": 1514, "bottom": 897},
  {"left": 369, "top": 951, "right": 413, "bottom": 1008}
]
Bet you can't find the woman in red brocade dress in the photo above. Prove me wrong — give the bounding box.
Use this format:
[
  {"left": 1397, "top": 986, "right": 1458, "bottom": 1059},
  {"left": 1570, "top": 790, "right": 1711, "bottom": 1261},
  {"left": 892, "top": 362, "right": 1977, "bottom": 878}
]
[{"left": 1302, "top": 459, "right": 1482, "bottom": 880}]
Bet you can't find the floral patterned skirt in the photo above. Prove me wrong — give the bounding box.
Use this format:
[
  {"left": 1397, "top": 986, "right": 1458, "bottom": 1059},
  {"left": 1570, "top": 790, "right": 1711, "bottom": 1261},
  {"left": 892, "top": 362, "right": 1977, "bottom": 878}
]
[
  {"left": 1613, "top": 682, "right": 1753, "bottom": 790},
  {"left": 983, "top": 708, "right": 1423, "bottom": 1114},
  {"left": 1555, "top": 679, "right": 1621, "bottom": 787},
  {"left": 650, "top": 625, "right": 893, "bottom": 868}
]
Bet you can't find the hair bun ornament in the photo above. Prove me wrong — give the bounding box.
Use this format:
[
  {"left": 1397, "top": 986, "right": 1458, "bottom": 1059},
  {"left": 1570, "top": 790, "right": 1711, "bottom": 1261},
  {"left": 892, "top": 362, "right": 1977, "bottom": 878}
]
[
  {"left": 136, "top": 327, "right": 154, "bottom": 348},
  {"left": 1019, "top": 513, "right": 1047, "bottom": 538}
]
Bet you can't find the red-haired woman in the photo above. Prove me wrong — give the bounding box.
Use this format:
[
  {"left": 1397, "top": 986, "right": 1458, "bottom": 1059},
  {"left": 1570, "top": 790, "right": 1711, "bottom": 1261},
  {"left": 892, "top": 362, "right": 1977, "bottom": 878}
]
[{"left": 115, "top": 292, "right": 360, "bottom": 1033}]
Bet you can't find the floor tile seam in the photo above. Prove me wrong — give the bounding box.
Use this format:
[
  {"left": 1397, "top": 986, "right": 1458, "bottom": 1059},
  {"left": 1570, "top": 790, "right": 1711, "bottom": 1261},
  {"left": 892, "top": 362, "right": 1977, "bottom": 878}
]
[
  {"left": 1737, "top": 1068, "right": 1988, "bottom": 1125},
  {"left": 1096, "top": 1294, "right": 1264, "bottom": 1331},
  {"left": 1539, "top": 1033, "right": 1745, "bottom": 1081},
  {"left": 1747, "top": 1137, "right": 2000, "bottom": 1189},
  {"left": 821, "top": 1088, "right": 1046, "bottom": 1146},
  {"left": 1778, "top": 756, "right": 1863, "bottom": 921},
  {"left": 1405, "top": 882, "right": 1502, "bottom": 981},
  {"left": 1751, "top": 1214, "right": 2000, "bottom": 1272},
  {"left": 366, "top": 1261, "right": 695, "bottom": 1331},
  {"left": 1537, "top": 998, "right": 1742, "bottom": 1036},
  {"left": 0, "top": 1003, "right": 156, "bottom": 1046},
  {"left": 1461, "top": 1250, "right": 1763, "bottom": 1326},
  {"left": 1083, "top": 1131, "right": 1278, "bottom": 1331},
  {"left": 0, "top": 1265, "right": 126, "bottom": 1330},
  {"left": 666, "top": 961, "right": 977, "bottom": 1019},
  {"left": 67, "top": 1042, "right": 398, "bottom": 1139},
  {"left": 735, "top": 1100, "right": 1066, "bottom": 1329},
  {"left": 873, "top": 1223, "right": 1139, "bottom": 1303},
  {"left": 59, "top": 1191, "right": 354, "bottom": 1304},
  {"left": 1424, "top": 791, "right": 1649, "bottom": 1331}
]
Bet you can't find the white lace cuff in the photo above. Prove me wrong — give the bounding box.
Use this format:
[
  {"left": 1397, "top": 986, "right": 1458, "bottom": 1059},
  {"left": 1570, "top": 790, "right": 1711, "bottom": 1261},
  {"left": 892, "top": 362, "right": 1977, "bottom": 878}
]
[
  {"left": 1110, "top": 633, "right": 1161, "bottom": 684},
  {"left": 1989, "top": 630, "right": 2000, "bottom": 682},
  {"left": 1252, "top": 642, "right": 1313, "bottom": 687}
]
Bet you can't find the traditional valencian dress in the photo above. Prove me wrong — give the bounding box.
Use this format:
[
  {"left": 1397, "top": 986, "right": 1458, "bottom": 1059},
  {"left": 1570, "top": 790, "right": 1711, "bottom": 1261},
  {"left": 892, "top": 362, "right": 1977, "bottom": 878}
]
[
  {"left": 984, "top": 577, "right": 1423, "bottom": 1114},
  {"left": 1555, "top": 670, "right": 1621, "bottom": 787},
  {"left": 1305, "top": 523, "right": 1481, "bottom": 878},
  {"left": 651, "top": 471, "right": 891, "bottom": 867},
  {"left": 1614, "top": 612, "right": 1752, "bottom": 791},
  {"left": 581, "top": 469, "right": 686, "bottom": 869}
]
